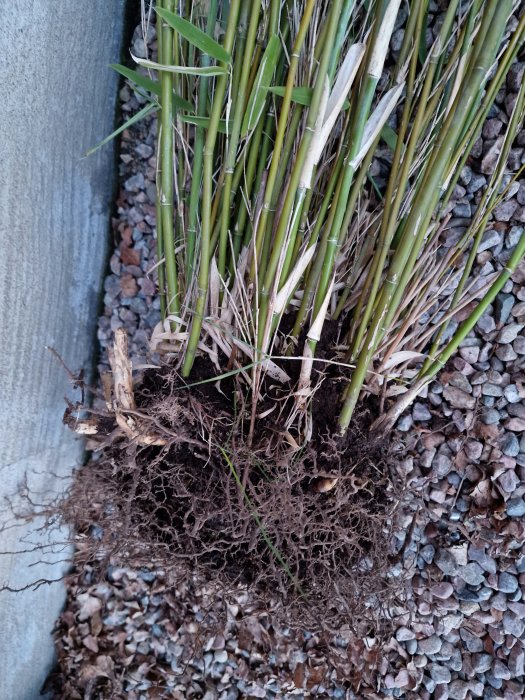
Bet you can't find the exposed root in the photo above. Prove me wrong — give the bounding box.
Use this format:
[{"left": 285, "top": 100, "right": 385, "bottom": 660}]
[{"left": 60, "top": 333, "right": 408, "bottom": 632}]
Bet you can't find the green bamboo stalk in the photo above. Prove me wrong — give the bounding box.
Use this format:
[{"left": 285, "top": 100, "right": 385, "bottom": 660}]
[
  {"left": 159, "top": 0, "right": 179, "bottom": 320},
  {"left": 182, "top": 0, "right": 241, "bottom": 377},
  {"left": 288, "top": 147, "right": 347, "bottom": 341},
  {"left": 338, "top": 0, "right": 511, "bottom": 434},
  {"left": 186, "top": 0, "right": 219, "bottom": 279},
  {"left": 420, "top": 70, "right": 525, "bottom": 374},
  {"left": 217, "top": 2, "right": 260, "bottom": 282},
  {"left": 251, "top": 0, "right": 318, "bottom": 282},
  {"left": 309, "top": 0, "right": 403, "bottom": 353},
  {"left": 424, "top": 230, "right": 525, "bottom": 378},
  {"left": 156, "top": 20, "right": 166, "bottom": 320},
  {"left": 347, "top": 0, "right": 436, "bottom": 359},
  {"left": 256, "top": 0, "right": 344, "bottom": 356},
  {"left": 439, "top": 9, "right": 525, "bottom": 210}
]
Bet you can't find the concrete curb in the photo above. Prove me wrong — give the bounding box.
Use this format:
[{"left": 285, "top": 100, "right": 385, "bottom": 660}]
[{"left": 0, "top": 2, "right": 126, "bottom": 697}]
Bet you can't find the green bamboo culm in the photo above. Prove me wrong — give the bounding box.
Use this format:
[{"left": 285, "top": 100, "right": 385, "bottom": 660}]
[
  {"left": 159, "top": 0, "right": 180, "bottom": 321},
  {"left": 186, "top": 0, "right": 219, "bottom": 279},
  {"left": 337, "top": 0, "right": 513, "bottom": 434},
  {"left": 182, "top": 0, "right": 242, "bottom": 377},
  {"left": 105, "top": 0, "right": 525, "bottom": 446}
]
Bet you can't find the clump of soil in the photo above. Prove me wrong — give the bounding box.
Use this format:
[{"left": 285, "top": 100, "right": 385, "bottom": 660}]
[{"left": 62, "top": 350, "right": 405, "bottom": 632}]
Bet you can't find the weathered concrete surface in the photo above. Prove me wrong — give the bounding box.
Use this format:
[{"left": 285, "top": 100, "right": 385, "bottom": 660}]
[{"left": 0, "top": 2, "right": 126, "bottom": 697}]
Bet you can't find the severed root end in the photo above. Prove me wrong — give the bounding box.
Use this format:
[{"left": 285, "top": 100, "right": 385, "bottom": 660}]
[{"left": 65, "top": 329, "right": 167, "bottom": 447}]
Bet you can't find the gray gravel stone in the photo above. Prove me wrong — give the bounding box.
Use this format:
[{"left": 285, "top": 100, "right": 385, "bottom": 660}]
[
  {"left": 418, "top": 635, "right": 443, "bottom": 655},
  {"left": 468, "top": 547, "right": 497, "bottom": 574},
  {"left": 495, "top": 293, "right": 516, "bottom": 324},
  {"left": 502, "top": 611, "right": 524, "bottom": 637},
  {"left": 504, "top": 384, "right": 521, "bottom": 403},
  {"left": 482, "top": 383, "right": 504, "bottom": 397},
  {"left": 433, "top": 453, "right": 453, "bottom": 477},
  {"left": 507, "top": 62, "right": 525, "bottom": 91},
  {"left": 498, "top": 469, "right": 519, "bottom": 494},
  {"left": 476, "top": 312, "right": 497, "bottom": 334},
  {"left": 443, "top": 386, "right": 475, "bottom": 409},
  {"left": 124, "top": 173, "right": 145, "bottom": 192},
  {"left": 514, "top": 336, "right": 525, "bottom": 354},
  {"left": 498, "top": 572, "right": 519, "bottom": 593},
  {"left": 453, "top": 201, "right": 471, "bottom": 218},
  {"left": 498, "top": 323, "right": 524, "bottom": 343},
  {"left": 485, "top": 671, "right": 503, "bottom": 690},
  {"left": 429, "top": 664, "right": 451, "bottom": 684},
  {"left": 482, "top": 138, "right": 504, "bottom": 174},
  {"left": 472, "top": 653, "right": 493, "bottom": 673},
  {"left": 459, "top": 562, "right": 485, "bottom": 585},
  {"left": 496, "top": 344, "right": 517, "bottom": 361},
  {"left": 431, "top": 582, "right": 454, "bottom": 599},
  {"left": 492, "top": 659, "right": 511, "bottom": 680},
  {"left": 395, "top": 627, "right": 415, "bottom": 642},
  {"left": 483, "top": 118, "right": 503, "bottom": 139},
  {"left": 468, "top": 174, "right": 487, "bottom": 194},
  {"left": 501, "top": 433, "right": 520, "bottom": 457},
  {"left": 435, "top": 549, "right": 459, "bottom": 576},
  {"left": 459, "top": 345, "right": 480, "bottom": 363},
  {"left": 397, "top": 414, "right": 413, "bottom": 431},
  {"left": 481, "top": 408, "right": 501, "bottom": 425},
  {"left": 413, "top": 402, "right": 432, "bottom": 421},
  {"left": 507, "top": 497, "right": 525, "bottom": 517},
  {"left": 460, "top": 628, "right": 484, "bottom": 652},
  {"left": 448, "top": 679, "right": 469, "bottom": 700},
  {"left": 494, "top": 199, "right": 518, "bottom": 222},
  {"left": 459, "top": 166, "right": 472, "bottom": 186},
  {"left": 420, "top": 544, "right": 435, "bottom": 565}
]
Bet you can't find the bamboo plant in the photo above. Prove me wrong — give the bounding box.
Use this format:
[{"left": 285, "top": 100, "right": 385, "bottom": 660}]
[{"left": 102, "top": 0, "right": 525, "bottom": 443}]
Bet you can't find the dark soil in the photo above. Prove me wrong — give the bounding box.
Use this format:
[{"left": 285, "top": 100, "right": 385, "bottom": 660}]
[{"left": 62, "top": 351, "right": 406, "bottom": 633}]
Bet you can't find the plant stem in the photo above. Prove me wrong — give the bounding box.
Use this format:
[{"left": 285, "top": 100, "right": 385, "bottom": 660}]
[
  {"left": 159, "top": 0, "right": 179, "bottom": 320},
  {"left": 182, "top": 0, "right": 241, "bottom": 377}
]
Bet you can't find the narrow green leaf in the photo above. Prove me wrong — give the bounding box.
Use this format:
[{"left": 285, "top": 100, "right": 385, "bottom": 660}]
[
  {"left": 269, "top": 86, "right": 314, "bottom": 106},
  {"left": 180, "top": 114, "right": 232, "bottom": 134},
  {"left": 110, "top": 63, "right": 194, "bottom": 112},
  {"left": 111, "top": 63, "right": 160, "bottom": 95},
  {"left": 156, "top": 7, "right": 231, "bottom": 64},
  {"left": 85, "top": 102, "right": 157, "bottom": 156},
  {"left": 132, "top": 55, "right": 227, "bottom": 76},
  {"left": 269, "top": 85, "right": 350, "bottom": 110},
  {"left": 380, "top": 124, "right": 398, "bottom": 150},
  {"left": 241, "top": 34, "right": 281, "bottom": 135}
]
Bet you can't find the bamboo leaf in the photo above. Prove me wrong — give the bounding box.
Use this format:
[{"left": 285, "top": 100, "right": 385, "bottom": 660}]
[
  {"left": 383, "top": 351, "right": 426, "bottom": 370},
  {"left": 273, "top": 246, "right": 317, "bottom": 315},
  {"left": 180, "top": 114, "right": 232, "bottom": 134},
  {"left": 325, "top": 43, "right": 365, "bottom": 119},
  {"left": 241, "top": 34, "right": 281, "bottom": 136},
  {"left": 380, "top": 124, "right": 398, "bottom": 150},
  {"left": 368, "top": 0, "right": 403, "bottom": 79},
  {"left": 309, "top": 42, "right": 366, "bottom": 176},
  {"left": 269, "top": 85, "right": 351, "bottom": 110},
  {"left": 111, "top": 63, "right": 159, "bottom": 95},
  {"left": 307, "top": 279, "right": 335, "bottom": 342},
  {"left": 85, "top": 102, "right": 157, "bottom": 156},
  {"left": 110, "top": 63, "right": 194, "bottom": 112},
  {"left": 268, "top": 86, "right": 314, "bottom": 105},
  {"left": 156, "top": 7, "right": 231, "bottom": 64},
  {"left": 349, "top": 82, "right": 405, "bottom": 169},
  {"left": 131, "top": 54, "right": 227, "bottom": 76}
]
